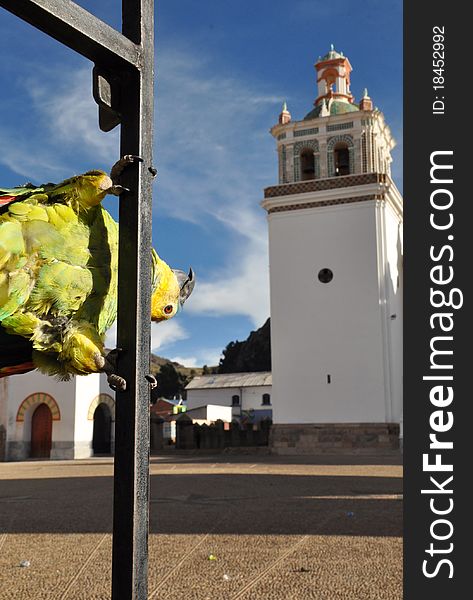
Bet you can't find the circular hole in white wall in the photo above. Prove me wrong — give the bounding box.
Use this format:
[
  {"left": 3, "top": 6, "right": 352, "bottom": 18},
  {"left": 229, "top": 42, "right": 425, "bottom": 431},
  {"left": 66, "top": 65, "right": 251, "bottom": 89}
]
[{"left": 318, "top": 268, "right": 333, "bottom": 283}]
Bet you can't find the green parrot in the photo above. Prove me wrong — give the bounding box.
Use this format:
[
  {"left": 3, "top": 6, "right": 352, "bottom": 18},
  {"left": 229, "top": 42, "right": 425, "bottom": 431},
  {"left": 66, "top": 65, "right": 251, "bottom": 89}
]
[{"left": 0, "top": 157, "right": 195, "bottom": 389}]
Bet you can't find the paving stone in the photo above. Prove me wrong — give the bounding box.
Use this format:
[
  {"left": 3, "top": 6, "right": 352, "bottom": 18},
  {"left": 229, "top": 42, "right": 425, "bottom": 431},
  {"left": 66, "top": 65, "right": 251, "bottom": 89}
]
[{"left": 0, "top": 454, "right": 402, "bottom": 599}]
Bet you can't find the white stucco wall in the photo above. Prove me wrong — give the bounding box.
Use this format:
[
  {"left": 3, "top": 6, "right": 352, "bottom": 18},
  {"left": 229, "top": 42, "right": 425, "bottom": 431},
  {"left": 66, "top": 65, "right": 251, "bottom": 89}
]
[
  {"left": 268, "top": 199, "right": 401, "bottom": 424},
  {"left": 383, "top": 206, "right": 403, "bottom": 423},
  {"left": 186, "top": 405, "right": 233, "bottom": 423},
  {"left": 207, "top": 405, "right": 233, "bottom": 422},
  {"left": 73, "top": 374, "right": 101, "bottom": 459},
  {"left": 186, "top": 385, "right": 272, "bottom": 417}
]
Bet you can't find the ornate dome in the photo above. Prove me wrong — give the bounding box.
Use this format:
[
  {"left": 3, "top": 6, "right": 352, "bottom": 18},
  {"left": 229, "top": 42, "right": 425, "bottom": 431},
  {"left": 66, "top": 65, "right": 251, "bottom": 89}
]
[
  {"left": 318, "top": 45, "right": 344, "bottom": 62},
  {"left": 304, "top": 100, "right": 359, "bottom": 120}
]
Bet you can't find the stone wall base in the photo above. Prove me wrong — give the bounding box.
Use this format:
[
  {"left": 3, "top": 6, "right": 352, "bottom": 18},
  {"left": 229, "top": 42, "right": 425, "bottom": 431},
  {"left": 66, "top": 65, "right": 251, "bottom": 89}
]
[
  {"left": 5, "top": 440, "right": 90, "bottom": 461},
  {"left": 5, "top": 441, "right": 30, "bottom": 461},
  {"left": 270, "top": 423, "right": 400, "bottom": 455}
]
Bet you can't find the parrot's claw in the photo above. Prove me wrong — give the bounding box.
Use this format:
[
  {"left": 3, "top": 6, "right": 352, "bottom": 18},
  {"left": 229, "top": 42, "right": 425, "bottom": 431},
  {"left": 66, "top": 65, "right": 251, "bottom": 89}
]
[
  {"left": 107, "top": 373, "right": 127, "bottom": 392},
  {"left": 110, "top": 155, "right": 143, "bottom": 183},
  {"left": 103, "top": 347, "right": 120, "bottom": 371},
  {"left": 108, "top": 184, "right": 130, "bottom": 196},
  {"left": 145, "top": 374, "right": 158, "bottom": 389},
  {"left": 94, "top": 352, "right": 106, "bottom": 371},
  {"left": 101, "top": 348, "right": 127, "bottom": 391}
]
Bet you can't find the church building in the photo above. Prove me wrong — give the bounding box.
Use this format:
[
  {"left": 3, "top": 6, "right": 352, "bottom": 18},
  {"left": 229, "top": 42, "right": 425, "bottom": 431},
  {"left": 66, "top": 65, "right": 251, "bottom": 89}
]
[
  {"left": 0, "top": 372, "right": 115, "bottom": 461},
  {"left": 262, "top": 47, "right": 403, "bottom": 452}
]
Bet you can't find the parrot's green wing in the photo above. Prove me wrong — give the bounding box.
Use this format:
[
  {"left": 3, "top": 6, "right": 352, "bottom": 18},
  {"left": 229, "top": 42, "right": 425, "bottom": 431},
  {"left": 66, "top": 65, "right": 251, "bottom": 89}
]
[
  {"left": 0, "top": 198, "right": 92, "bottom": 321},
  {"left": 0, "top": 220, "right": 32, "bottom": 320},
  {"left": 75, "top": 207, "right": 119, "bottom": 335}
]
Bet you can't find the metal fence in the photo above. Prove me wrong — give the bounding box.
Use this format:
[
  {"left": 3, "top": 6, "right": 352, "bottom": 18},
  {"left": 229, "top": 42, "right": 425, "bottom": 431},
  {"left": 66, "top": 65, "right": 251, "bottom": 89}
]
[{"left": 0, "top": 2, "right": 155, "bottom": 598}]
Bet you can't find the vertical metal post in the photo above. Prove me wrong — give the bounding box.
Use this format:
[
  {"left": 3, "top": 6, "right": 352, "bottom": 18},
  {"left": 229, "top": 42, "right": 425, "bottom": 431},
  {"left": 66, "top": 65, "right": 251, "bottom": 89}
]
[
  {"left": 0, "top": 2, "right": 155, "bottom": 598},
  {"left": 112, "top": 2, "right": 154, "bottom": 599}
]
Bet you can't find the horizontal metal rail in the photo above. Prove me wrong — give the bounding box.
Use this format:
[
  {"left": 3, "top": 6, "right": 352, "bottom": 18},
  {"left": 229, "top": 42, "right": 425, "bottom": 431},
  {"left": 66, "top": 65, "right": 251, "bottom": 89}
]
[{"left": 0, "top": 0, "right": 141, "bottom": 68}]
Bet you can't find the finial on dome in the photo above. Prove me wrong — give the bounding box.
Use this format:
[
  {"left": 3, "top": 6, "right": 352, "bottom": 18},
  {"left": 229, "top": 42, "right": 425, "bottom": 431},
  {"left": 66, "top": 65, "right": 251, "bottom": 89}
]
[
  {"left": 359, "top": 88, "right": 373, "bottom": 111},
  {"left": 279, "top": 101, "right": 291, "bottom": 125}
]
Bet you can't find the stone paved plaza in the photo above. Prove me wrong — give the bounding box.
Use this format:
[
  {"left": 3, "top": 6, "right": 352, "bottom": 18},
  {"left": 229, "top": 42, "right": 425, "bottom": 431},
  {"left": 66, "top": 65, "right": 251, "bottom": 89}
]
[{"left": 0, "top": 453, "right": 402, "bottom": 599}]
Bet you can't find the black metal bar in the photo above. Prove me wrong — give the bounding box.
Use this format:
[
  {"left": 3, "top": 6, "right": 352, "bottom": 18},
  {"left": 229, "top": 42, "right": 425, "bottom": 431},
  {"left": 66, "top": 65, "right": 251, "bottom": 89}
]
[
  {"left": 111, "top": 2, "right": 154, "bottom": 598},
  {"left": 0, "top": 1, "right": 155, "bottom": 598},
  {"left": 0, "top": 0, "right": 140, "bottom": 69}
]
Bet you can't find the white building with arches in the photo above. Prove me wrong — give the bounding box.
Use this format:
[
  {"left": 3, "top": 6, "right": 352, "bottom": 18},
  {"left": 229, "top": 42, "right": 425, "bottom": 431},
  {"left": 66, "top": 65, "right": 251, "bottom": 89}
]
[{"left": 0, "top": 371, "right": 115, "bottom": 461}]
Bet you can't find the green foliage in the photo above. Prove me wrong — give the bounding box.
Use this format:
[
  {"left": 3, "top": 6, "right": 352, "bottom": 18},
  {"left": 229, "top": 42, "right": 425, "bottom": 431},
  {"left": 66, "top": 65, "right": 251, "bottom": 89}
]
[{"left": 155, "top": 362, "right": 189, "bottom": 399}]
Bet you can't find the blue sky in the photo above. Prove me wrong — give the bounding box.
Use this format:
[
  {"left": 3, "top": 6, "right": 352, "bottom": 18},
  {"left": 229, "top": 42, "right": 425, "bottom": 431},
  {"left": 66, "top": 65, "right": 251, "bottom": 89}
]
[{"left": 0, "top": 0, "right": 402, "bottom": 368}]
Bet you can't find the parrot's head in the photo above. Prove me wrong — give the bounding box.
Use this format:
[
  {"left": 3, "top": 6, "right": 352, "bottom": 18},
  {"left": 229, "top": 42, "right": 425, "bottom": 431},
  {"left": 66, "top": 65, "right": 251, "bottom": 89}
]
[
  {"left": 151, "top": 250, "right": 195, "bottom": 322},
  {"left": 51, "top": 170, "right": 118, "bottom": 210},
  {"left": 82, "top": 170, "right": 130, "bottom": 203}
]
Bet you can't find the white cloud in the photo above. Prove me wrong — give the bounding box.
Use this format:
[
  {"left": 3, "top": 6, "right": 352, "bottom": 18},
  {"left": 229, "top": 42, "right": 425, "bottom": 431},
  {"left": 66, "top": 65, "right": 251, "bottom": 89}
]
[
  {"left": 29, "top": 68, "right": 119, "bottom": 164},
  {"left": 104, "top": 323, "right": 117, "bottom": 349},
  {"left": 104, "top": 319, "right": 189, "bottom": 353},
  {"left": 155, "top": 50, "right": 277, "bottom": 325},
  {"left": 169, "top": 356, "right": 199, "bottom": 368},
  {"left": 184, "top": 236, "right": 269, "bottom": 327},
  {"left": 0, "top": 66, "right": 118, "bottom": 182},
  {"left": 1, "top": 48, "right": 277, "bottom": 327},
  {"left": 151, "top": 320, "right": 189, "bottom": 352},
  {"left": 170, "top": 346, "right": 223, "bottom": 368},
  {"left": 198, "top": 349, "right": 224, "bottom": 367},
  {"left": 155, "top": 49, "right": 279, "bottom": 225}
]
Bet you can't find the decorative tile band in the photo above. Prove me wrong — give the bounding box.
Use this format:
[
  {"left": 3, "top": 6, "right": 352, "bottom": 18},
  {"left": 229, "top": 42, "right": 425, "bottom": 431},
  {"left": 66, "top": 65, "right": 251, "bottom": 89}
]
[
  {"left": 326, "top": 121, "right": 353, "bottom": 132},
  {"left": 361, "top": 132, "right": 368, "bottom": 173},
  {"left": 16, "top": 392, "right": 61, "bottom": 422},
  {"left": 280, "top": 145, "right": 287, "bottom": 184},
  {"left": 293, "top": 140, "right": 320, "bottom": 182},
  {"left": 267, "top": 194, "right": 382, "bottom": 214},
  {"left": 294, "top": 127, "right": 319, "bottom": 137},
  {"left": 87, "top": 393, "right": 115, "bottom": 420},
  {"left": 326, "top": 134, "right": 354, "bottom": 150},
  {"left": 264, "top": 172, "right": 385, "bottom": 198},
  {"left": 327, "top": 134, "right": 354, "bottom": 176}
]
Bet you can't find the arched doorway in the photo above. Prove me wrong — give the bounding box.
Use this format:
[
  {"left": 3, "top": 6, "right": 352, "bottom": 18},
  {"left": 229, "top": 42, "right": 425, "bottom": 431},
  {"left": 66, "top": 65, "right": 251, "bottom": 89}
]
[
  {"left": 92, "top": 403, "right": 112, "bottom": 455},
  {"left": 334, "top": 143, "right": 350, "bottom": 175},
  {"left": 300, "top": 148, "right": 315, "bottom": 180},
  {"left": 30, "top": 403, "right": 52, "bottom": 459}
]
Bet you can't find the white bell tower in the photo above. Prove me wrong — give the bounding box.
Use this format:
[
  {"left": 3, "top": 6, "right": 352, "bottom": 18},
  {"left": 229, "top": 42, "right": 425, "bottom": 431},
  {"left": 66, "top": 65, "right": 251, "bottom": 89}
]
[{"left": 262, "top": 47, "right": 403, "bottom": 453}]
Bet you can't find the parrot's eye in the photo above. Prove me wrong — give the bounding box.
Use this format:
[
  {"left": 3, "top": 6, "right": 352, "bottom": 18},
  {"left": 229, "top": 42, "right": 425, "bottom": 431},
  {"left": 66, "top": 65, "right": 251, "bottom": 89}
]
[{"left": 163, "top": 305, "right": 173, "bottom": 315}]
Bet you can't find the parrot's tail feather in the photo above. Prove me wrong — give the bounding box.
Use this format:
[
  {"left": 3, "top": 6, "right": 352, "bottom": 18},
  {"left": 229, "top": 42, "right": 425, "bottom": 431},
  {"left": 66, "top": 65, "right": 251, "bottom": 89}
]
[
  {"left": 0, "top": 362, "right": 35, "bottom": 378},
  {"left": 31, "top": 350, "right": 73, "bottom": 381}
]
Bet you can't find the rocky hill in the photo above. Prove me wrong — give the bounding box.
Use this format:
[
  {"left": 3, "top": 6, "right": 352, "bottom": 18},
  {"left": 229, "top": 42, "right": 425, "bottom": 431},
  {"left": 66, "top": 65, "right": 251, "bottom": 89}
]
[{"left": 218, "top": 317, "right": 271, "bottom": 373}]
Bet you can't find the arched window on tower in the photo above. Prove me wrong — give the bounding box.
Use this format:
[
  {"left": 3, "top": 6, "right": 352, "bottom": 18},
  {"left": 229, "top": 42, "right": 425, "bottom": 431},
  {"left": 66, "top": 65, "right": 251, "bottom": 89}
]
[
  {"left": 334, "top": 143, "right": 350, "bottom": 176},
  {"left": 300, "top": 148, "right": 315, "bottom": 181}
]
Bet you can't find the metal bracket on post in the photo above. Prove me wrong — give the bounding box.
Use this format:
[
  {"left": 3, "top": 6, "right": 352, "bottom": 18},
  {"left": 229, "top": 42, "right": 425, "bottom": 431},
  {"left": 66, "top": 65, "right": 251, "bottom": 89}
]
[{"left": 92, "top": 65, "right": 122, "bottom": 132}]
